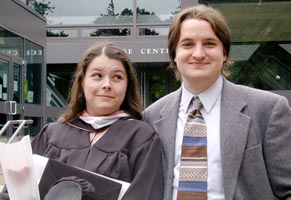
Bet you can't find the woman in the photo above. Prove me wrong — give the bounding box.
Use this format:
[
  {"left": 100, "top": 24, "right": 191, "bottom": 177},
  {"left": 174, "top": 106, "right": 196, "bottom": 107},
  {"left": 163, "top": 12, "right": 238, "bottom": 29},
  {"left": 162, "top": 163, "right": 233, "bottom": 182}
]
[{"left": 2, "top": 43, "right": 164, "bottom": 200}]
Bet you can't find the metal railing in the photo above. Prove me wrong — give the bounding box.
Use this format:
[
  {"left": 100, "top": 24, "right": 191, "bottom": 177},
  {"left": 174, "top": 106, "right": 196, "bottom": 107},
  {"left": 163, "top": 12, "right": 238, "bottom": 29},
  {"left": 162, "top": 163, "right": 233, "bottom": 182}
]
[{"left": 0, "top": 120, "right": 33, "bottom": 143}]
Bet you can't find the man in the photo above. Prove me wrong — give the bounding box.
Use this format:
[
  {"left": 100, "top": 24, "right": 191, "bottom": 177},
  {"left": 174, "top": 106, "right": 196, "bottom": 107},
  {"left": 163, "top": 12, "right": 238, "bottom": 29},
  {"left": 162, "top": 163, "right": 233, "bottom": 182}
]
[{"left": 144, "top": 4, "right": 291, "bottom": 200}]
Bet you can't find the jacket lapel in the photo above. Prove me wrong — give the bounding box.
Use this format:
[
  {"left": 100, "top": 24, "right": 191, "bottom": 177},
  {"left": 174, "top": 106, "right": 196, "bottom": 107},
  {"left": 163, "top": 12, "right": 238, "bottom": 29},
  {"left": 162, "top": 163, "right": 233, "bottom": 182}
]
[
  {"left": 220, "top": 80, "right": 251, "bottom": 200},
  {"left": 153, "top": 89, "right": 181, "bottom": 180}
]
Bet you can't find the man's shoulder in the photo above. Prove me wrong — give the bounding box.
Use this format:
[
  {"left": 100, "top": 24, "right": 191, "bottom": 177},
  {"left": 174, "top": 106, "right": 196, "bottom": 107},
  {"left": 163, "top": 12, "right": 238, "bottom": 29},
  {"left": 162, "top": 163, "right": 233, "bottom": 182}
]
[{"left": 224, "top": 80, "right": 287, "bottom": 105}]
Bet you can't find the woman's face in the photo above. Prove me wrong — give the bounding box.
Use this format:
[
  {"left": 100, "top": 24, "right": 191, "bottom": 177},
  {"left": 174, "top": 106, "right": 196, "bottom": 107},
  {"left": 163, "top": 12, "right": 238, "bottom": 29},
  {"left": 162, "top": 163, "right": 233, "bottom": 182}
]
[
  {"left": 174, "top": 19, "right": 226, "bottom": 94},
  {"left": 82, "top": 54, "right": 128, "bottom": 116}
]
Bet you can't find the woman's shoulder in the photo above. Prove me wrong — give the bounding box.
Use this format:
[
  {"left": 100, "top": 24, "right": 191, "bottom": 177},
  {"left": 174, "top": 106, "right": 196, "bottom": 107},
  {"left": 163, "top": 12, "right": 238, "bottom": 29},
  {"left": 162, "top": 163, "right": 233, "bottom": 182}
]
[
  {"left": 33, "top": 122, "right": 68, "bottom": 144},
  {"left": 42, "top": 121, "right": 69, "bottom": 135},
  {"left": 45, "top": 121, "right": 65, "bottom": 129},
  {"left": 36, "top": 120, "right": 88, "bottom": 143},
  {"left": 33, "top": 120, "right": 90, "bottom": 150}
]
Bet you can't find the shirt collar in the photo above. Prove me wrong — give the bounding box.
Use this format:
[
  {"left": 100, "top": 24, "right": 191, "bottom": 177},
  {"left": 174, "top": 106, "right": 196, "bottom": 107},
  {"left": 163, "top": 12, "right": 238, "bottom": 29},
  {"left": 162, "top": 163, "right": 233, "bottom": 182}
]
[
  {"left": 180, "top": 85, "right": 194, "bottom": 113},
  {"left": 181, "top": 76, "right": 223, "bottom": 113}
]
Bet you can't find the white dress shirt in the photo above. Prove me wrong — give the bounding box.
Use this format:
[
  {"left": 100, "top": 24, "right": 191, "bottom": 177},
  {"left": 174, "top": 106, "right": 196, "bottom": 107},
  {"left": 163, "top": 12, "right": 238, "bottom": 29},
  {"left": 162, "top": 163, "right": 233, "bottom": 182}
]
[{"left": 172, "top": 76, "right": 225, "bottom": 200}]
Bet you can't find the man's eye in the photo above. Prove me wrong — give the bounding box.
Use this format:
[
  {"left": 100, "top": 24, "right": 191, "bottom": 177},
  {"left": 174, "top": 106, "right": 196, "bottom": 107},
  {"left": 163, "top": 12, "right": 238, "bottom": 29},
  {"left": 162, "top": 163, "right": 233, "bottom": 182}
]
[
  {"left": 205, "top": 42, "right": 217, "bottom": 47},
  {"left": 182, "top": 43, "right": 193, "bottom": 47}
]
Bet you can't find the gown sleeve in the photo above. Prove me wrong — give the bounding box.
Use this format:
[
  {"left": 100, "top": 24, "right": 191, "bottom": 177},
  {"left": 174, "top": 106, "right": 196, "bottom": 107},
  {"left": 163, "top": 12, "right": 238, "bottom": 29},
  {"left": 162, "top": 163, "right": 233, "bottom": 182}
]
[{"left": 121, "top": 133, "right": 164, "bottom": 200}]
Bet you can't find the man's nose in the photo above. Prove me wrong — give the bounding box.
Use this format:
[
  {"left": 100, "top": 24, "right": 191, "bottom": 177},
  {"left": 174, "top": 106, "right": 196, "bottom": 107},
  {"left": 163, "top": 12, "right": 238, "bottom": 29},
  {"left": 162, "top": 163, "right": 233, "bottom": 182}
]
[{"left": 192, "top": 46, "right": 206, "bottom": 60}]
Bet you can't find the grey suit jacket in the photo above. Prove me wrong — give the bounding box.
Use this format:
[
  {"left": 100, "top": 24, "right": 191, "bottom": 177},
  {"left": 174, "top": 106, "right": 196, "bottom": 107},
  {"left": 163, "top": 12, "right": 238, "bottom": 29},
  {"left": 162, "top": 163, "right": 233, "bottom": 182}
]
[{"left": 144, "top": 79, "right": 291, "bottom": 200}]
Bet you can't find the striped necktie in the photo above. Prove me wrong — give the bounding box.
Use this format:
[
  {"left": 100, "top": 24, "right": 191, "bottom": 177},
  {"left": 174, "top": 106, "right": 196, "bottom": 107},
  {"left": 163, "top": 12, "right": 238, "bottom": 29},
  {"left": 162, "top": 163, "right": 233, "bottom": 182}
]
[{"left": 178, "top": 97, "right": 207, "bottom": 200}]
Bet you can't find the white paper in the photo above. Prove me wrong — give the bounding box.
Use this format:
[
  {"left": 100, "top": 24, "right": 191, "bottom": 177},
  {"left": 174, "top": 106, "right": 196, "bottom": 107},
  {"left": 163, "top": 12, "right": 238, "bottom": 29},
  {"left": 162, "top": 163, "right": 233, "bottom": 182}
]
[
  {"left": 27, "top": 91, "right": 34, "bottom": 103},
  {"left": 32, "top": 154, "right": 49, "bottom": 184},
  {"left": 3, "top": 74, "right": 7, "bottom": 88},
  {"left": 0, "top": 136, "right": 40, "bottom": 200},
  {"left": 87, "top": 169, "right": 131, "bottom": 200}
]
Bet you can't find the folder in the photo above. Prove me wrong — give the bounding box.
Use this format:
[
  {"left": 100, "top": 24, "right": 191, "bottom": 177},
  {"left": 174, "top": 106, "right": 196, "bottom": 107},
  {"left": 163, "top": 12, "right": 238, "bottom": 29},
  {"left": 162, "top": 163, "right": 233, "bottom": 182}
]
[{"left": 36, "top": 157, "right": 122, "bottom": 200}]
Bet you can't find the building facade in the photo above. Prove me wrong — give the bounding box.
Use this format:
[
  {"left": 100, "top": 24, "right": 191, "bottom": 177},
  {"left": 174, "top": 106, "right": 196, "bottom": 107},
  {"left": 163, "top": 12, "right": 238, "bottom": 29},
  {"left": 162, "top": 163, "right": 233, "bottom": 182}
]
[
  {"left": 0, "top": 0, "right": 46, "bottom": 137},
  {"left": 45, "top": 0, "right": 291, "bottom": 118},
  {"left": 0, "top": 0, "right": 291, "bottom": 137}
]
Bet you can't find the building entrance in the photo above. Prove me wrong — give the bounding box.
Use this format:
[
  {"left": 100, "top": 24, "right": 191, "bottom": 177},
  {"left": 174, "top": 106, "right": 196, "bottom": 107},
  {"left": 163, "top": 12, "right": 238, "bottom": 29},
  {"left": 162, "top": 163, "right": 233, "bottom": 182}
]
[
  {"left": 136, "top": 62, "right": 180, "bottom": 108},
  {"left": 0, "top": 54, "right": 24, "bottom": 139}
]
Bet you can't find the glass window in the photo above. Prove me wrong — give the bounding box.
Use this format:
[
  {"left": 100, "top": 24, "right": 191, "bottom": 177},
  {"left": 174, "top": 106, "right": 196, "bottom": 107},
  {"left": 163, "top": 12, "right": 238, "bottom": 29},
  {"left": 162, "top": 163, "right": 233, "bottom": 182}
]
[
  {"left": 146, "top": 71, "right": 180, "bottom": 106},
  {"left": 24, "top": 116, "right": 42, "bottom": 137},
  {"left": 24, "top": 40, "right": 43, "bottom": 104},
  {"left": 47, "top": 73, "right": 68, "bottom": 108},
  {"left": 0, "top": 27, "right": 24, "bottom": 58},
  {"left": 46, "top": 117, "right": 58, "bottom": 123},
  {"left": 139, "top": 27, "right": 169, "bottom": 36},
  {"left": 88, "top": 28, "right": 131, "bottom": 37},
  {"left": 47, "top": 29, "right": 72, "bottom": 37},
  {"left": 47, "top": 28, "right": 132, "bottom": 38},
  {"left": 0, "top": 114, "right": 7, "bottom": 135},
  {"left": 13, "top": 63, "right": 21, "bottom": 103},
  {"left": 136, "top": 63, "right": 180, "bottom": 107},
  {"left": 0, "top": 60, "right": 9, "bottom": 101},
  {"left": 46, "top": 63, "right": 74, "bottom": 108},
  {"left": 148, "top": 73, "right": 167, "bottom": 104},
  {"left": 46, "top": 0, "right": 133, "bottom": 25},
  {"left": 137, "top": 0, "right": 181, "bottom": 23},
  {"left": 200, "top": 1, "right": 291, "bottom": 90}
]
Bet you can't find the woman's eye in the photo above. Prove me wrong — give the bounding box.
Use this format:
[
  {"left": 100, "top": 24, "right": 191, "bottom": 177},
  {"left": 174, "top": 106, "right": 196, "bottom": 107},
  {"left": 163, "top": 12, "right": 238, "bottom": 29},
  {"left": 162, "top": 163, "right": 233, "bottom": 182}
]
[
  {"left": 93, "top": 73, "right": 102, "bottom": 78},
  {"left": 113, "top": 75, "right": 123, "bottom": 80}
]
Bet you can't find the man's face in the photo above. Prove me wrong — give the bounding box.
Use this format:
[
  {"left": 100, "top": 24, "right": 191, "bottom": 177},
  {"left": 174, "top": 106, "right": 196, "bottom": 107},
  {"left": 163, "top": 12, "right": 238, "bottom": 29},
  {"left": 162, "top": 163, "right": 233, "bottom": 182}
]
[{"left": 175, "top": 19, "right": 226, "bottom": 94}]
